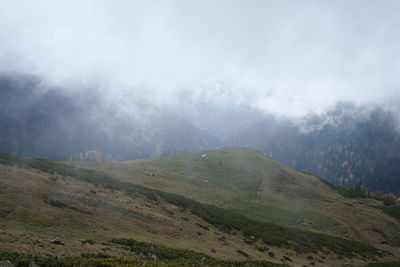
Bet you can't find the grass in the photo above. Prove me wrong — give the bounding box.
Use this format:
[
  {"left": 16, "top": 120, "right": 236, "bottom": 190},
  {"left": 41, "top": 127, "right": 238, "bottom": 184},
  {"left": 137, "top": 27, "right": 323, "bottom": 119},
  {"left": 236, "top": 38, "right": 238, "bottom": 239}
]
[
  {"left": 109, "top": 148, "right": 400, "bottom": 251},
  {"left": 326, "top": 184, "right": 367, "bottom": 198},
  {"left": 111, "top": 238, "right": 212, "bottom": 261},
  {"left": 226, "top": 198, "right": 340, "bottom": 226},
  {"left": 361, "top": 262, "right": 400, "bottom": 267},
  {"left": 376, "top": 205, "right": 400, "bottom": 221},
  {"left": 0, "top": 152, "right": 382, "bottom": 259},
  {"left": 0, "top": 246, "right": 288, "bottom": 267},
  {"left": 119, "top": 148, "right": 343, "bottom": 207},
  {"left": 124, "top": 148, "right": 291, "bottom": 196},
  {"left": 114, "top": 148, "right": 350, "bottom": 227},
  {"left": 317, "top": 175, "right": 400, "bottom": 222}
]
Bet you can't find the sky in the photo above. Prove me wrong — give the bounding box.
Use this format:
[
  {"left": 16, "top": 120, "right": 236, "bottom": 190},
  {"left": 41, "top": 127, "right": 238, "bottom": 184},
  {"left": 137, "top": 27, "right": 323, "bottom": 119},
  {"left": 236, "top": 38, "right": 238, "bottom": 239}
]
[{"left": 1, "top": 0, "right": 400, "bottom": 118}]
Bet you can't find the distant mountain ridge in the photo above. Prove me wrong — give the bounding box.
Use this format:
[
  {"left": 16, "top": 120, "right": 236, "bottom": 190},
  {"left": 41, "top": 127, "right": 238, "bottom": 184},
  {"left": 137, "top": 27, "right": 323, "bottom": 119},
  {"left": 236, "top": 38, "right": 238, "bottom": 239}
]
[
  {"left": 1, "top": 72, "right": 400, "bottom": 195},
  {"left": 0, "top": 72, "right": 219, "bottom": 161}
]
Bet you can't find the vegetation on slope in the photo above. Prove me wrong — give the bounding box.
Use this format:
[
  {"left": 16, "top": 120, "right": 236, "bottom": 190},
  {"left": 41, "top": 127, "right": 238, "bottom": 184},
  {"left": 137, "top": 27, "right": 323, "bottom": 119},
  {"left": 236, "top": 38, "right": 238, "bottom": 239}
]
[
  {"left": 318, "top": 177, "right": 400, "bottom": 222},
  {"left": 116, "top": 148, "right": 398, "bottom": 240},
  {"left": 121, "top": 147, "right": 340, "bottom": 208},
  {"left": 377, "top": 206, "right": 400, "bottom": 221},
  {"left": 0, "top": 248, "right": 287, "bottom": 267},
  {"left": 110, "top": 238, "right": 287, "bottom": 266},
  {"left": 0, "top": 152, "right": 381, "bottom": 259}
]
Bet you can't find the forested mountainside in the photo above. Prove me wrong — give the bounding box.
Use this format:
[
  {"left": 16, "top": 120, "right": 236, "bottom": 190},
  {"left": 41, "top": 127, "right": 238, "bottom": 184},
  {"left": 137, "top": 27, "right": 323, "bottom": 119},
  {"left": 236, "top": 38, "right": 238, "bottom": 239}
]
[
  {"left": 0, "top": 73, "right": 218, "bottom": 161},
  {"left": 229, "top": 103, "right": 400, "bottom": 195},
  {"left": 1, "top": 72, "right": 400, "bottom": 195}
]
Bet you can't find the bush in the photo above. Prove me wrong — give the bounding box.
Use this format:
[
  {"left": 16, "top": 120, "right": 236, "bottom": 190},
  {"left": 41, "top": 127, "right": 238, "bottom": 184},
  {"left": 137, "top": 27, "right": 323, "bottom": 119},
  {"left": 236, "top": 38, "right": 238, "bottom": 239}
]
[
  {"left": 196, "top": 223, "right": 209, "bottom": 231},
  {"left": 282, "top": 256, "right": 292, "bottom": 262},
  {"left": 236, "top": 250, "right": 250, "bottom": 258},
  {"left": 257, "top": 246, "right": 269, "bottom": 252},
  {"left": 80, "top": 239, "right": 95, "bottom": 245}
]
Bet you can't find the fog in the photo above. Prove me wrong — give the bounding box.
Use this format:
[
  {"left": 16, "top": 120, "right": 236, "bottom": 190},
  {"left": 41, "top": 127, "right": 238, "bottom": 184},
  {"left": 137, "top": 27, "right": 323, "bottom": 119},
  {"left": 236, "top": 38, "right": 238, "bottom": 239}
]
[{"left": 1, "top": 0, "right": 400, "bottom": 118}]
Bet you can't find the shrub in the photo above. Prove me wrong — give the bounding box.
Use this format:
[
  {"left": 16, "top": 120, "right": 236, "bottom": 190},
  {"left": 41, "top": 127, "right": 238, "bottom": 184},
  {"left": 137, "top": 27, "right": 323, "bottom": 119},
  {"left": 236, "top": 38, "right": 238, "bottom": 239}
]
[
  {"left": 80, "top": 239, "right": 94, "bottom": 245},
  {"left": 236, "top": 250, "right": 250, "bottom": 258},
  {"left": 196, "top": 223, "right": 209, "bottom": 231},
  {"left": 257, "top": 246, "right": 269, "bottom": 252},
  {"left": 282, "top": 256, "right": 292, "bottom": 261}
]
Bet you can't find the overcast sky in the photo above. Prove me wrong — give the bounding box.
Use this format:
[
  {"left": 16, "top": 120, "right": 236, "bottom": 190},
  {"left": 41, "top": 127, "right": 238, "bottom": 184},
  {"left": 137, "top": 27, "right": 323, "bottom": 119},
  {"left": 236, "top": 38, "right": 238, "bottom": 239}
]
[{"left": 1, "top": 0, "right": 399, "bottom": 117}]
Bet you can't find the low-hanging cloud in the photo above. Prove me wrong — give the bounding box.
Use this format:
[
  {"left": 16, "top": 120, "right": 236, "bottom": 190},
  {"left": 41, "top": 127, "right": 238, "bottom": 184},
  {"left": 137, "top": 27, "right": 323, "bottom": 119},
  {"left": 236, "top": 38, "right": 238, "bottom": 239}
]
[{"left": 1, "top": 0, "right": 399, "bottom": 118}]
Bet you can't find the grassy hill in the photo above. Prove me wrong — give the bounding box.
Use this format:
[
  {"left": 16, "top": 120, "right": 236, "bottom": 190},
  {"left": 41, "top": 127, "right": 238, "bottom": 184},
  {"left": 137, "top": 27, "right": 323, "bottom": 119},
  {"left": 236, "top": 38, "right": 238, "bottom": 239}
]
[
  {"left": 77, "top": 148, "right": 400, "bottom": 256},
  {"left": 0, "top": 149, "right": 399, "bottom": 266}
]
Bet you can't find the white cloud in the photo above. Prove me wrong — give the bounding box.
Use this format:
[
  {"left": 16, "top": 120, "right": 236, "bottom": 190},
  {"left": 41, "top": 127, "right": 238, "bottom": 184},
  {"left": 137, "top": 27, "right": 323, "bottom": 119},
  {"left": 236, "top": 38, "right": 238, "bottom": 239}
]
[{"left": 0, "top": 0, "right": 399, "bottom": 117}]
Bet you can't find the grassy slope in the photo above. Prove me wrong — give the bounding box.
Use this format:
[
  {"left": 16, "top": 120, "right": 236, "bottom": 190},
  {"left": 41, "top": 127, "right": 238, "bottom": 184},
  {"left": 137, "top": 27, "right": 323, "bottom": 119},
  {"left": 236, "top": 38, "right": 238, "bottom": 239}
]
[
  {"left": 0, "top": 241, "right": 288, "bottom": 267},
  {"left": 0, "top": 154, "right": 281, "bottom": 263},
  {"left": 0, "top": 151, "right": 399, "bottom": 266},
  {"left": 78, "top": 148, "right": 400, "bottom": 256}
]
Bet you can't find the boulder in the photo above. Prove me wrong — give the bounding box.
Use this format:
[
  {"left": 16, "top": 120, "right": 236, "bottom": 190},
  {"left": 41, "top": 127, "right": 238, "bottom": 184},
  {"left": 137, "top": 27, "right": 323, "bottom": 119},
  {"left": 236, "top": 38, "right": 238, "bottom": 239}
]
[{"left": 50, "top": 239, "right": 64, "bottom": 245}]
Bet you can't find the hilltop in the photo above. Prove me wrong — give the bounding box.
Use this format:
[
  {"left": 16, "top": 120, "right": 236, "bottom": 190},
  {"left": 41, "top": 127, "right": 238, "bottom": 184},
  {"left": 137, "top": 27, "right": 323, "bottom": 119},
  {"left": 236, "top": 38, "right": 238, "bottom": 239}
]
[{"left": 228, "top": 104, "right": 400, "bottom": 195}]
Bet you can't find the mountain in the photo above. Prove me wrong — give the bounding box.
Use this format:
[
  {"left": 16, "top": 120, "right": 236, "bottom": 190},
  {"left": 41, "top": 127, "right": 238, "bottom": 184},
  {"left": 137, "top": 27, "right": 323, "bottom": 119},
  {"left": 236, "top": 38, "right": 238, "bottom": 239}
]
[
  {"left": 228, "top": 103, "right": 400, "bottom": 195},
  {"left": 1, "top": 149, "right": 399, "bottom": 266},
  {"left": 0, "top": 73, "right": 219, "bottom": 161},
  {"left": 2, "top": 72, "right": 400, "bottom": 196}
]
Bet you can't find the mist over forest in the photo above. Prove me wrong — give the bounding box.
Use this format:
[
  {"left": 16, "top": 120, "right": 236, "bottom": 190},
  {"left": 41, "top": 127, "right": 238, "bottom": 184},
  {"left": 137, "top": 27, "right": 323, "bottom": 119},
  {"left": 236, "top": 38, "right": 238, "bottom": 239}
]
[
  {"left": 1, "top": 71, "right": 400, "bottom": 195},
  {"left": 1, "top": 1, "right": 400, "bottom": 193}
]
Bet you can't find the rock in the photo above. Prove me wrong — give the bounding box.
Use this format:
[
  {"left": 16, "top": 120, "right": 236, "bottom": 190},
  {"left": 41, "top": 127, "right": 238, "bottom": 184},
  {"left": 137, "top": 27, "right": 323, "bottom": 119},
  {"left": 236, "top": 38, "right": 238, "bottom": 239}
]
[
  {"left": 50, "top": 239, "right": 64, "bottom": 245},
  {"left": 0, "top": 261, "right": 15, "bottom": 267},
  {"left": 29, "top": 261, "right": 39, "bottom": 267},
  {"left": 0, "top": 201, "right": 15, "bottom": 216}
]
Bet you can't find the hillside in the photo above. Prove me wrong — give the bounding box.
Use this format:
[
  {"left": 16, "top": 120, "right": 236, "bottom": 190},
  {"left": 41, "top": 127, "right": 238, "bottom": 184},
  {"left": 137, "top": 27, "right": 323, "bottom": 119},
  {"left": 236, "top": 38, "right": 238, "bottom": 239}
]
[
  {"left": 0, "top": 151, "right": 398, "bottom": 266},
  {"left": 78, "top": 148, "right": 400, "bottom": 257}
]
